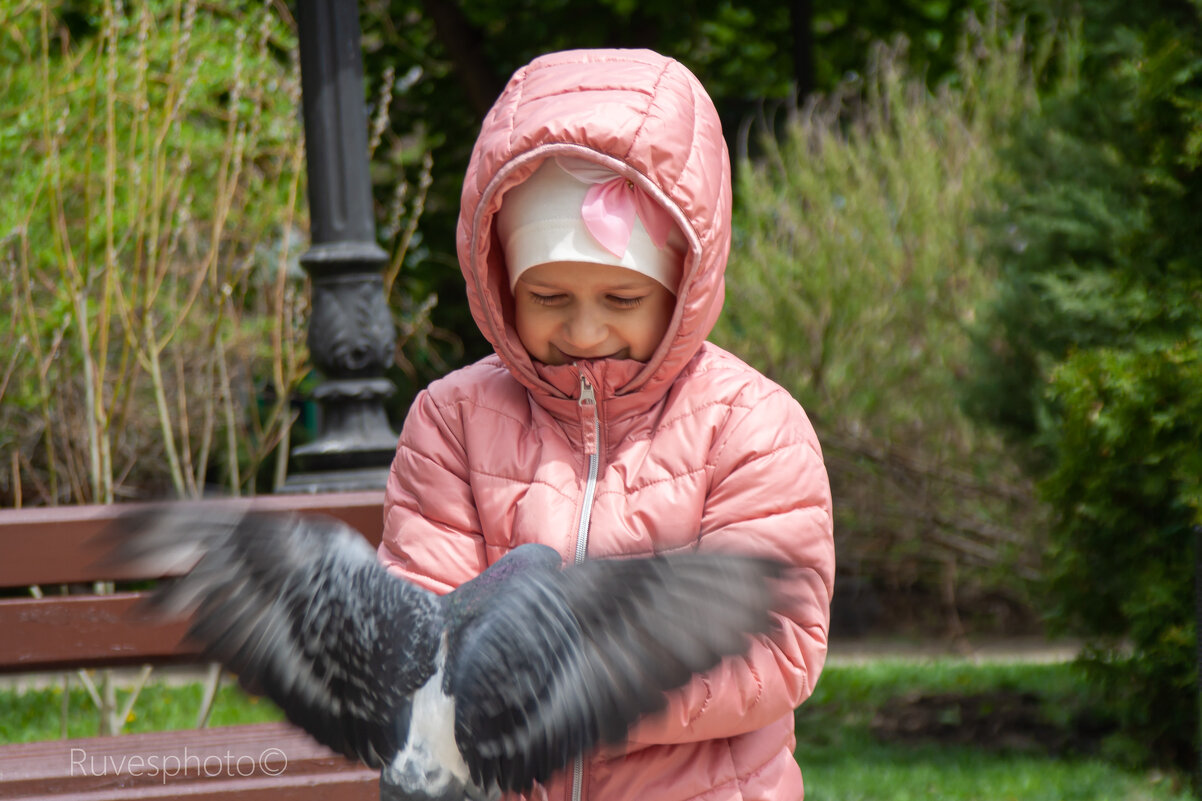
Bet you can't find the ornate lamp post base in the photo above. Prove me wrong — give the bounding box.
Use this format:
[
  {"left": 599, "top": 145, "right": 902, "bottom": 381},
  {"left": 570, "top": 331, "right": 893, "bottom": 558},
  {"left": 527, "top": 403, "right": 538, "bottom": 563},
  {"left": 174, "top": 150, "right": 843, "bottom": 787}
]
[
  {"left": 285, "top": 380, "right": 399, "bottom": 492},
  {"left": 282, "top": 266, "right": 399, "bottom": 493}
]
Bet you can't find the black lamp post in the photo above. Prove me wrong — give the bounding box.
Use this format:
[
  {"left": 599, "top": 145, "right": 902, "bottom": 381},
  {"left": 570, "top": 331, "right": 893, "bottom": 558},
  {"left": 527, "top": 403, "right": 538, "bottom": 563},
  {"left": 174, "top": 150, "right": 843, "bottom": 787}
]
[{"left": 283, "top": 0, "right": 398, "bottom": 493}]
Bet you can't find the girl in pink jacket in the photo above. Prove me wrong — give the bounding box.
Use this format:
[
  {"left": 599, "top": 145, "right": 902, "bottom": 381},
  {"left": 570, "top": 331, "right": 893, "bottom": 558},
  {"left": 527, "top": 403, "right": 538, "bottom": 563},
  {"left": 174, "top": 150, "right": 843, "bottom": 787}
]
[{"left": 379, "top": 48, "right": 835, "bottom": 801}]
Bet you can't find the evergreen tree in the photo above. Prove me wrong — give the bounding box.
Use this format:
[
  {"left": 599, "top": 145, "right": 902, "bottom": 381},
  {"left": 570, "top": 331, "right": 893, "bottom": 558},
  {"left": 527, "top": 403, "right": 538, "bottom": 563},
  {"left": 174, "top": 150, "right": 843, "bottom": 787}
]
[{"left": 967, "top": 0, "right": 1202, "bottom": 773}]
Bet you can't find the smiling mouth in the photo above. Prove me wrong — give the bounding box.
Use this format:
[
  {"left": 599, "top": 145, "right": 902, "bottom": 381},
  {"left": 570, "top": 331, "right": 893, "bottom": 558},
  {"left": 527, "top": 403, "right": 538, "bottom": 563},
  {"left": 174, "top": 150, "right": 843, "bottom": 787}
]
[{"left": 556, "top": 347, "right": 629, "bottom": 362}]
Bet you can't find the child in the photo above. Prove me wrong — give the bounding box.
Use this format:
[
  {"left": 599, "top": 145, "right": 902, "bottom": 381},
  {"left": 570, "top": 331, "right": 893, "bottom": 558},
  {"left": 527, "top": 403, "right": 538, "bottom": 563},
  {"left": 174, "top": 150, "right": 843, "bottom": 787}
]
[{"left": 379, "top": 48, "right": 835, "bottom": 801}]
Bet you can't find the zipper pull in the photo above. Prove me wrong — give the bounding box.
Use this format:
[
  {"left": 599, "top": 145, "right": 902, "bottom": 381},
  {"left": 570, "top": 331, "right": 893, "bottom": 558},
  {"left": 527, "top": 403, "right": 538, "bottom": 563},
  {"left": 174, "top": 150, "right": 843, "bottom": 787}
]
[{"left": 578, "top": 372, "right": 598, "bottom": 456}]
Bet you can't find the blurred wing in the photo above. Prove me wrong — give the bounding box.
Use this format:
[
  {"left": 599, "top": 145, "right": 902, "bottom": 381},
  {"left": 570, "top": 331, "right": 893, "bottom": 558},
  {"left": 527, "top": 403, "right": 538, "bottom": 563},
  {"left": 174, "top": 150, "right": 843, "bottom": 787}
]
[
  {"left": 100, "top": 505, "right": 443, "bottom": 768},
  {"left": 448, "top": 552, "right": 782, "bottom": 792}
]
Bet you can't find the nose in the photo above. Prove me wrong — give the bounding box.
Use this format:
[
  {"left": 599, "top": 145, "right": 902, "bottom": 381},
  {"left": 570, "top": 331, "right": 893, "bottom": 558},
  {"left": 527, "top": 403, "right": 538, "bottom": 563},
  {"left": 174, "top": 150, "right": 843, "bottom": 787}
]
[{"left": 563, "top": 307, "right": 608, "bottom": 352}]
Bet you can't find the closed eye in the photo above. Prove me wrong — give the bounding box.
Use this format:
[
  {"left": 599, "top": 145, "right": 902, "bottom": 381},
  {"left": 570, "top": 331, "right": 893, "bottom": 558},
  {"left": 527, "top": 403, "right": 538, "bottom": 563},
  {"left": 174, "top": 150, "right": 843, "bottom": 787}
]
[
  {"left": 607, "top": 295, "right": 645, "bottom": 309},
  {"left": 528, "top": 292, "right": 568, "bottom": 306}
]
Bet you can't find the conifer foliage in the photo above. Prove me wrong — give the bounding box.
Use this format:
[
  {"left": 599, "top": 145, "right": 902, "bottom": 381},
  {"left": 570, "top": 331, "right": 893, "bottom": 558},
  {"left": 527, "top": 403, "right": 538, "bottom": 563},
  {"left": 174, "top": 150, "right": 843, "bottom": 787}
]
[{"left": 967, "top": 0, "right": 1202, "bottom": 773}]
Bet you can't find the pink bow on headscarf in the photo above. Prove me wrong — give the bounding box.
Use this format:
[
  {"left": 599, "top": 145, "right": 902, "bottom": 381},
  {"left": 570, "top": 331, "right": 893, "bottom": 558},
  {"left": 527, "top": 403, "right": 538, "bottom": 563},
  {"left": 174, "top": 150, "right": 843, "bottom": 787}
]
[{"left": 557, "top": 158, "right": 674, "bottom": 259}]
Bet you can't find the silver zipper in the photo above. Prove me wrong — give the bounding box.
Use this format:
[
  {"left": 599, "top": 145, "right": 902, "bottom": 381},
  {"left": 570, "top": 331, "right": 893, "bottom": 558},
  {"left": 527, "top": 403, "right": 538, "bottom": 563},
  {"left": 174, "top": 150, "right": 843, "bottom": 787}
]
[
  {"left": 571, "top": 370, "right": 600, "bottom": 801},
  {"left": 574, "top": 372, "right": 599, "bottom": 565}
]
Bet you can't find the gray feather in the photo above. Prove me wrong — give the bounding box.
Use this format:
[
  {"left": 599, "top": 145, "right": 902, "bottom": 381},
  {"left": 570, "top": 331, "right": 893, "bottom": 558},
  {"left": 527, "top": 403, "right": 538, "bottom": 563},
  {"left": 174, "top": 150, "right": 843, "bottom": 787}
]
[{"left": 98, "top": 506, "right": 784, "bottom": 800}]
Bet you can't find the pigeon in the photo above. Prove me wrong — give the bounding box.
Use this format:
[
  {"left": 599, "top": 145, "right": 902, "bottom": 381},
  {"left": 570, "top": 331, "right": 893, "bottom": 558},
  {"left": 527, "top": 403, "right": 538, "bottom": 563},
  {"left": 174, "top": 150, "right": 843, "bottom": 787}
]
[{"left": 98, "top": 503, "right": 785, "bottom": 801}]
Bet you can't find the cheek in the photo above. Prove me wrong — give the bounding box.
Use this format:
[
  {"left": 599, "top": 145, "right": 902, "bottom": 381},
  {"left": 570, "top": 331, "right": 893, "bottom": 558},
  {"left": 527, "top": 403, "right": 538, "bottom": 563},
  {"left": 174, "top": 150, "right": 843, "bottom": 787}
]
[
  {"left": 514, "top": 306, "right": 553, "bottom": 355},
  {"left": 628, "top": 297, "right": 676, "bottom": 359},
  {"left": 650, "top": 294, "right": 676, "bottom": 339}
]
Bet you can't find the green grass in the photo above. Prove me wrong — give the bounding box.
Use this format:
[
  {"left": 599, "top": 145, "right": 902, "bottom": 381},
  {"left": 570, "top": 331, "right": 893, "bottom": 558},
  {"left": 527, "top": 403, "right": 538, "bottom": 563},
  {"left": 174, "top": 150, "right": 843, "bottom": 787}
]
[
  {"left": 0, "top": 679, "right": 282, "bottom": 744},
  {"left": 796, "top": 661, "right": 1192, "bottom": 801},
  {"left": 1, "top": 661, "right": 1193, "bottom": 800}
]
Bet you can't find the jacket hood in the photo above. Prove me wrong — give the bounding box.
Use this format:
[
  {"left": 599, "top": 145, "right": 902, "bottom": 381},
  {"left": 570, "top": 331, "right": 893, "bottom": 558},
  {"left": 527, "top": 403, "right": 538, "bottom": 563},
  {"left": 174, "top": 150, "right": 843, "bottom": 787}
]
[{"left": 456, "top": 48, "right": 732, "bottom": 416}]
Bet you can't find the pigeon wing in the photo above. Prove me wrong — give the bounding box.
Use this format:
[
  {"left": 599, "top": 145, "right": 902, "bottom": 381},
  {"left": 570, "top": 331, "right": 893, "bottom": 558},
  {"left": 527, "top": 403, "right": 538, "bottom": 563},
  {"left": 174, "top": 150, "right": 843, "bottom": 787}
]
[
  {"left": 448, "top": 551, "right": 783, "bottom": 793},
  {"left": 100, "top": 505, "right": 442, "bottom": 768}
]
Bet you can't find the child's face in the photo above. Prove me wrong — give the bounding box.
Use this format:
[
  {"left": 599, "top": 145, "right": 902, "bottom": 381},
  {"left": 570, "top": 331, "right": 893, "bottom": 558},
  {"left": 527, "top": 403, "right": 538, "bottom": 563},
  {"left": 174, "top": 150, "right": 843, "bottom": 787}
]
[{"left": 513, "top": 261, "right": 676, "bottom": 366}]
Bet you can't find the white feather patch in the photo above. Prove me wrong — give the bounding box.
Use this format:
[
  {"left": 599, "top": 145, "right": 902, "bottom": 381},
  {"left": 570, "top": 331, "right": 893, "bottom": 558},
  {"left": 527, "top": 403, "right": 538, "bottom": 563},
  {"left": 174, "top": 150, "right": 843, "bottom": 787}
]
[{"left": 387, "top": 640, "right": 470, "bottom": 795}]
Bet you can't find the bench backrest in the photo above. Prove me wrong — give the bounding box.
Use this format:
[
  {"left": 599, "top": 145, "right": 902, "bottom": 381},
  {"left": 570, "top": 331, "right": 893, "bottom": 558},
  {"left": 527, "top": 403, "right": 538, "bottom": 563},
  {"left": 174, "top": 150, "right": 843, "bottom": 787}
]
[{"left": 0, "top": 492, "right": 385, "bottom": 674}]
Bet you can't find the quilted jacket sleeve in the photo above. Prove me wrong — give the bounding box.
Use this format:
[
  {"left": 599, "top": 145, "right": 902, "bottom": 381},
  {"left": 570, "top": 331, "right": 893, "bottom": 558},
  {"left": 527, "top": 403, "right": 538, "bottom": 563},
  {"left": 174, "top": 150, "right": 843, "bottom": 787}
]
[
  {"left": 378, "top": 386, "right": 488, "bottom": 595},
  {"left": 627, "top": 386, "right": 835, "bottom": 745}
]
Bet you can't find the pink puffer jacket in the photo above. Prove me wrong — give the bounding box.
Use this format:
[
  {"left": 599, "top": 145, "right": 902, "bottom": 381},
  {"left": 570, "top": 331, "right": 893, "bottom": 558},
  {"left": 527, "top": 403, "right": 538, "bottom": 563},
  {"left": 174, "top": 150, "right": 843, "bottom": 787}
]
[{"left": 380, "top": 49, "right": 834, "bottom": 801}]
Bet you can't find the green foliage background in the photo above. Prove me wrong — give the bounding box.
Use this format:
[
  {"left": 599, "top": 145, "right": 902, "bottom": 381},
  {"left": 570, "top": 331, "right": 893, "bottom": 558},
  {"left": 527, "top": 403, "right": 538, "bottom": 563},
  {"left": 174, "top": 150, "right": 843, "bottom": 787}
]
[
  {"left": 965, "top": 0, "right": 1202, "bottom": 773},
  {"left": 0, "top": 1, "right": 445, "bottom": 504},
  {"left": 712, "top": 12, "right": 1053, "bottom": 631},
  {"left": 354, "top": 0, "right": 999, "bottom": 394},
  {"left": 0, "top": 1, "right": 311, "bottom": 503}
]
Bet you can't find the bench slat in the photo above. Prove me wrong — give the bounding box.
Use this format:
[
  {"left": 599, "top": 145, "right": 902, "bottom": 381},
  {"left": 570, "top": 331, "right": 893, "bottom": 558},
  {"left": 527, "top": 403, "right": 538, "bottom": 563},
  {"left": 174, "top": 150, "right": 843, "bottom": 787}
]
[
  {"left": 0, "top": 593, "right": 200, "bottom": 674},
  {"left": 27, "top": 772, "right": 380, "bottom": 801},
  {"left": 0, "top": 492, "right": 385, "bottom": 589},
  {"left": 25, "top": 772, "right": 379, "bottom": 801}
]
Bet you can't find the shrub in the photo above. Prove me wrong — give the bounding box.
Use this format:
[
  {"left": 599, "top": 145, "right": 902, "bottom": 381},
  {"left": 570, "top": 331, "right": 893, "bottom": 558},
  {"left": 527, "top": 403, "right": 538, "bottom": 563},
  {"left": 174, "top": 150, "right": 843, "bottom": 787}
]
[
  {"left": 1042, "top": 345, "right": 1200, "bottom": 770},
  {"left": 0, "top": 1, "right": 309, "bottom": 503},
  {"left": 0, "top": 1, "right": 435, "bottom": 504},
  {"left": 965, "top": 0, "right": 1202, "bottom": 775},
  {"left": 713, "top": 10, "right": 1052, "bottom": 631}
]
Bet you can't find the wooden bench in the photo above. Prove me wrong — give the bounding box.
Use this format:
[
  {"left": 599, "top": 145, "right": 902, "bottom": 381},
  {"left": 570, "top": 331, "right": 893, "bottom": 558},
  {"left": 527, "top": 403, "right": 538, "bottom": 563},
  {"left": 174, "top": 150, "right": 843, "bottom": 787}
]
[{"left": 0, "top": 492, "right": 385, "bottom": 800}]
